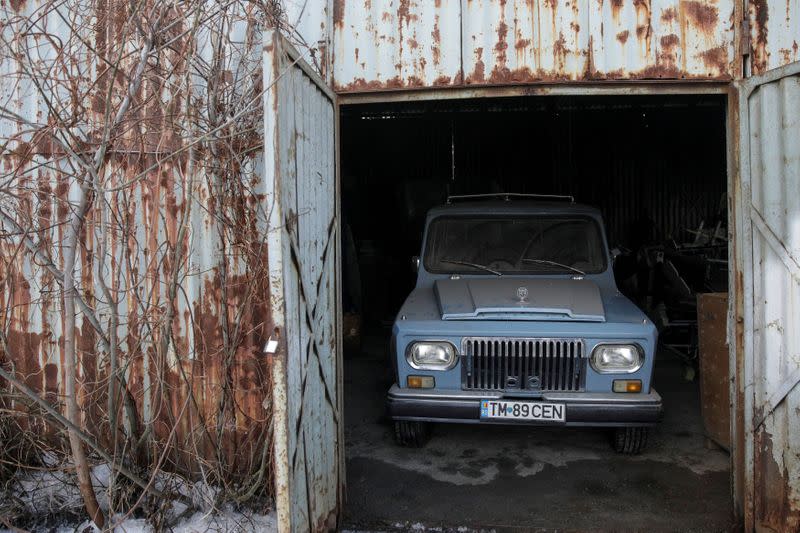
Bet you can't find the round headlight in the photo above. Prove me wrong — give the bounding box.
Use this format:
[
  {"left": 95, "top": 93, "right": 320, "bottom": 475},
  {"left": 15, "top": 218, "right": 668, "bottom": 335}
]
[
  {"left": 590, "top": 344, "right": 643, "bottom": 374},
  {"left": 407, "top": 341, "right": 457, "bottom": 370}
]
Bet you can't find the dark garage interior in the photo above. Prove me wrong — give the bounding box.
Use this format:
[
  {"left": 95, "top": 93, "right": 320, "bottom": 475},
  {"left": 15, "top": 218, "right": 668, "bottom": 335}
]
[{"left": 339, "top": 95, "right": 733, "bottom": 531}]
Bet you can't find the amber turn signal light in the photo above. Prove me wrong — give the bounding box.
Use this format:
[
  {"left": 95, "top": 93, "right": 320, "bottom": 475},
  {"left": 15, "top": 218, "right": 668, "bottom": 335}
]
[
  {"left": 613, "top": 379, "right": 642, "bottom": 393},
  {"left": 407, "top": 375, "right": 435, "bottom": 389}
]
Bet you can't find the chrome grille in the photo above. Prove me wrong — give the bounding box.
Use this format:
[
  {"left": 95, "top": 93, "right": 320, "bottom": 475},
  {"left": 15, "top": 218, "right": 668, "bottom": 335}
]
[{"left": 461, "top": 337, "right": 586, "bottom": 392}]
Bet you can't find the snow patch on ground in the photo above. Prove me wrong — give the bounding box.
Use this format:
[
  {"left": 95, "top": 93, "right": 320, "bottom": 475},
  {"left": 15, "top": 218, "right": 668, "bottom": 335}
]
[
  {"left": 2, "top": 462, "right": 276, "bottom": 533},
  {"left": 107, "top": 508, "right": 276, "bottom": 533},
  {"left": 1, "top": 506, "right": 276, "bottom": 533},
  {"left": 1, "top": 508, "right": 276, "bottom": 533}
]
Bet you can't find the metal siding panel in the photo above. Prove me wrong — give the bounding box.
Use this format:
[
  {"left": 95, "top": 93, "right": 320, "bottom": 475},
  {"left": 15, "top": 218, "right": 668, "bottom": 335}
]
[
  {"left": 462, "top": 0, "right": 591, "bottom": 83},
  {"left": 333, "top": 0, "right": 735, "bottom": 91},
  {"left": 750, "top": 0, "right": 800, "bottom": 75},
  {"left": 1, "top": 1, "right": 277, "bottom": 523},
  {"left": 332, "top": 0, "right": 463, "bottom": 91},
  {"left": 742, "top": 62, "right": 800, "bottom": 531},
  {"left": 285, "top": 0, "right": 334, "bottom": 80}
]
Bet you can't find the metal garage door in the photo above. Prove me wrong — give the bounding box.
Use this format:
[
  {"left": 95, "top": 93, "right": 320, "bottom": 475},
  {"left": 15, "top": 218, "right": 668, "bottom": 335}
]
[
  {"left": 263, "top": 30, "right": 343, "bottom": 532},
  {"left": 739, "top": 60, "right": 800, "bottom": 531}
]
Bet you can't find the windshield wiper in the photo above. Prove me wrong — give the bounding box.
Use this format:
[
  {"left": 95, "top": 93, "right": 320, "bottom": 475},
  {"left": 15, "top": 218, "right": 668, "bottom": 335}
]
[
  {"left": 440, "top": 259, "right": 502, "bottom": 276},
  {"left": 522, "top": 258, "right": 586, "bottom": 276}
]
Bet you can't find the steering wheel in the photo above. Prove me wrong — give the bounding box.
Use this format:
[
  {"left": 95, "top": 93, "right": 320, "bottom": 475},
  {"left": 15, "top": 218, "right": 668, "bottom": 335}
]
[
  {"left": 485, "top": 247, "right": 519, "bottom": 271},
  {"left": 487, "top": 259, "right": 515, "bottom": 271}
]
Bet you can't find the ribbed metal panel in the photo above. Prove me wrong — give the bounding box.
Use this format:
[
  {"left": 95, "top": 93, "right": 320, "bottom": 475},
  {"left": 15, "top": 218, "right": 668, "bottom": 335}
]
[
  {"left": 749, "top": 1, "right": 800, "bottom": 75},
  {"left": 740, "top": 62, "right": 800, "bottom": 531},
  {"left": 462, "top": 337, "right": 585, "bottom": 392},
  {"left": 332, "top": 0, "right": 736, "bottom": 91}
]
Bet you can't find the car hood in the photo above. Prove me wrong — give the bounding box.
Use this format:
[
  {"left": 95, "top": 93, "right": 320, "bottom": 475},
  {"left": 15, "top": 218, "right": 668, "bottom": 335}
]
[{"left": 434, "top": 277, "right": 606, "bottom": 322}]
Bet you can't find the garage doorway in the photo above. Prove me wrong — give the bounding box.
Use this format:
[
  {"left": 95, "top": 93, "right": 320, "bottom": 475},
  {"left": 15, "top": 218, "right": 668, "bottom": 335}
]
[{"left": 339, "top": 94, "right": 733, "bottom": 531}]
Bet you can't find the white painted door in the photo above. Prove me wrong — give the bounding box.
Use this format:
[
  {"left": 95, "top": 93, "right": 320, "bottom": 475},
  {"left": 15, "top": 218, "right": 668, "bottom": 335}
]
[
  {"left": 263, "top": 30, "right": 342, "bottom": 533},
  {"left": 738, "top": 60, "right": 800, "bottom": 532}
]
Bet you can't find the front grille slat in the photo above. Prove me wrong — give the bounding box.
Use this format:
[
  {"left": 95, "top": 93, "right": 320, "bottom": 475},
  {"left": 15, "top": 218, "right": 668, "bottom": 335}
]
[{"left": 461, "top": 337, "right": 585, "bottom": 392}]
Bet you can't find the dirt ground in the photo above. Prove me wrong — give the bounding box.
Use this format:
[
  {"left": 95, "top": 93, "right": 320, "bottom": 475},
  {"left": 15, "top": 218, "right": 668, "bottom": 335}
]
[{"left": 341, "top": 334, "right": 734, "bottom": 532}]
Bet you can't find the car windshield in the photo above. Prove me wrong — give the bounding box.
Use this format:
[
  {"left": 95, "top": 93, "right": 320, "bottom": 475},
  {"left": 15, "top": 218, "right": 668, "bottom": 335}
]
[{"left": 424, "top": 215, "right": 607, "bottom": 275}]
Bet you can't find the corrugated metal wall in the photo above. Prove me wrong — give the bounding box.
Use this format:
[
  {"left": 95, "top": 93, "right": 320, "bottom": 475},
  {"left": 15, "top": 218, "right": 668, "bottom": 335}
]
[
  {"left": 332, "top": 0, "right": 737, "bottom": 91},
  {"left": 0, "top": 0, "right": 274, "bottom": 479},
  {"left": 749, "top": 0, "right": 800, "bottom": 75},
  {"left": 740, "top": 62, "right": 800, "bottom": 531}
]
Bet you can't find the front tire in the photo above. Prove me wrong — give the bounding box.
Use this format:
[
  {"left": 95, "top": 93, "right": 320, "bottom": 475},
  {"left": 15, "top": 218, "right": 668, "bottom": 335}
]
[
  {"left": 613, "top": 427, "right": 649, "bottom": 454},
  {"left": 393, "top": 420, "right": 431, "bottom": 447}
]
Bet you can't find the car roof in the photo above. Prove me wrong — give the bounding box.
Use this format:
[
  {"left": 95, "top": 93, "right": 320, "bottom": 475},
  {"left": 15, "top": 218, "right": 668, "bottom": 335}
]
[{"left": 426, "top": 200, "right": 602, "bottom": 218}]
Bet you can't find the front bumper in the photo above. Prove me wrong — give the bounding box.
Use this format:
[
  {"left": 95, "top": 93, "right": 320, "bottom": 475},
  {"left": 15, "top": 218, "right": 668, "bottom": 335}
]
[{"left": 387, "top": 385, "right": 663, "bottom": 427}]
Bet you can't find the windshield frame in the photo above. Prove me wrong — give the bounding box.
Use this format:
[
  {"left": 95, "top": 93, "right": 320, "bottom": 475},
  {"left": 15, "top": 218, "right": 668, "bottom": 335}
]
[{"left": 422, "top": 213, "right": 610, "bottom": 276}]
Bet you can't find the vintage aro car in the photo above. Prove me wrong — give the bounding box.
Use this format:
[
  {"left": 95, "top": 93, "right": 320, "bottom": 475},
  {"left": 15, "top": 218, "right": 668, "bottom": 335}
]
[{"left": 387, "top": 194, "right": 662, "bottom": 454}]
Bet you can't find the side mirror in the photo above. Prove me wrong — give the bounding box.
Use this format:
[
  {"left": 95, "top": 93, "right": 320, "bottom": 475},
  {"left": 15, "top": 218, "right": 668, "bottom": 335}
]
[
  {"left": 611, "top": 247, "right": 622, "bottom": 263},
  {"left": 411, "top": 256, "right": 420, "bottom": 273}
]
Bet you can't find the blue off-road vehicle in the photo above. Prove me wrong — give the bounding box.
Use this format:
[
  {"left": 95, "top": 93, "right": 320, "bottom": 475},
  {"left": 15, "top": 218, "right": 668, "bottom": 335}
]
[{"left": 387, "top": 194, "right": 662, "bottom": 454}]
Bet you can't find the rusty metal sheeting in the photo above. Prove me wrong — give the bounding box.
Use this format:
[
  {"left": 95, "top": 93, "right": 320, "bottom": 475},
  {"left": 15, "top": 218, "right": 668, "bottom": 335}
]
[
  {"left": 0, "top": 157, "right": 274, "bottom": 478},
  {"left": 284, "top": 0, "right": 335, "bottom": 81},
  {"left": 332, "top": 0, "right": 735, "bottom": 92},
  {"left": 0, "top": 0, "right": 273, "bottom": 480},
  {"left": 741, "top": 63, "right": 800, "bottom": 530},
  {"left": 332, "top": 0, "right": 464, "bottom": 91},
  {"left": 749, "top": 0, "right": 800, "bottom": 75}
]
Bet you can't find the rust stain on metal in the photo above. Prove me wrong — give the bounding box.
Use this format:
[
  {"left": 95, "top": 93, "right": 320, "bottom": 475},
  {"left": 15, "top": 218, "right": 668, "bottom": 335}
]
[
  {"left": 750, "top": 0, "right": 770, "bottom": 74},
  {"left": 495, "top": 22, "right": 509, "bottom": 57},
  {"left": 7, "top": 0, "right": 27, "bottom": 11},
  {"left": 616, "top": 30, "right": 630, "bottom": 45},
  {"left": 682, "top": 0, "right": 719, "bottom": 34},
  {"left": 698, "top": 45, "right": 729, "bottom": 74},
  {"left": 553, "top": 31, "right": 568, "bottom": 72},
  {"left": 755, "top": 431, "right": 800, "bottom": 530},
  {"left": 610, "top": 0, "right": 624, "bottom": 21},
  {"left": 397, "top": 0, "right": 417, "bottom": 25},
  {"left": 432, "top": 18, "right": 441, "bottom": 64},
  {"left": 467, "top": 47, "right": 485, "bottom": 83},
  {"left": 333, "top": 0, "right": 345, "bottom": 27},
  {"left": 492, "top": 19, "right": 510, "bottom": 81},
  {"left": 660, "top": 33, "right": 680, "bottom": 49},
  {"left": 661, "top": 6, "right": 678, "bottom": 23}
]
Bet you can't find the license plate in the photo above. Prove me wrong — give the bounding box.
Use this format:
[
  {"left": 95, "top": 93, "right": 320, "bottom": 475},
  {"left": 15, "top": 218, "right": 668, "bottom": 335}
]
[{"left": 480, "top": 399, "right": 566, "bottom": 422}]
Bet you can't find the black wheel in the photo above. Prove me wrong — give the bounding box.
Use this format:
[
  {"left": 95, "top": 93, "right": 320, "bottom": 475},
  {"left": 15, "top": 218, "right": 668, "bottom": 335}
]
[
  {"left": 393, "top": 420, "right": 431, "bottom": 447},
  {"left": 614, "top": 427, "right": 649, "bottom": 454}
]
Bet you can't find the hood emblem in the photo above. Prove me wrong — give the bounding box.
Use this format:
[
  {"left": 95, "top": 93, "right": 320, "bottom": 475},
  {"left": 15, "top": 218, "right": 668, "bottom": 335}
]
[{"left": 516, "top": 286, "right": 529, "bottom": 303}]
